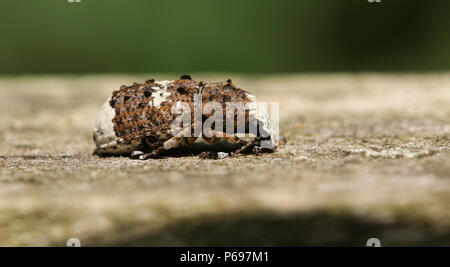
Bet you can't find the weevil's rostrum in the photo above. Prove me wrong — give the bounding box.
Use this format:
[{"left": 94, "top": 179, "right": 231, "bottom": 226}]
[{"left": 93, "top": 75, "right": 278, "bottom": 159}]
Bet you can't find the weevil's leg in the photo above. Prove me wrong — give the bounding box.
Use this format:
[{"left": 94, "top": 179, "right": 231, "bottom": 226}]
[
  {"left": 138, "top": 146, "right": 165, "bottom": 160},
  {"left": 140, "top": 135, "right": 198, "bottom": 160},
  {"left": 133, "top": 126, "right": 198, "bottom": 160},
  {"left": 137, "top": 126, "right": 197, "bottom": 160},
  {"left": 162, "top": 136, "right": 184, "bottom": 150},
  {"left": 199, "top": 151, "right": 230, "bottom": 160},
  {"left": 162, "top": 126, "right": 194, "bottom": 150},
  {"left": 201, "top": 129, "right": 260, "bottom": 155},
  {"left": 234, "top": 137, "right": 261, "bottom": 155},
  {"left": 200, "top": 134, "right": 231, "bottom": 159},
  {"left": 202, "top": 129, "right": 247, "bottom": 146},
  {"left": 136, "top": 135, "right": 186, "bottom": 160},
  {"left": 199, "top": 130, "right": 247, "bottom": 159},
  {"left": 130, "top": 137, "right": 165, "bottom": 160},
  {"left": 235, "top": 136, "right": 276, "bottom": 155}
]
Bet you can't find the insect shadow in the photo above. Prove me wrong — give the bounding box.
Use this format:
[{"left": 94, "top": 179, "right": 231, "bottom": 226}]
[{"left": 94, "top": 139, "right": 242, "bottom": 159}]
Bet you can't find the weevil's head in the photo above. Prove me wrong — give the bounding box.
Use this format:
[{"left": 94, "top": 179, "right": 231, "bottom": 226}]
[{"left": 245, "top": 94, "right": 279, "bottom": 151}]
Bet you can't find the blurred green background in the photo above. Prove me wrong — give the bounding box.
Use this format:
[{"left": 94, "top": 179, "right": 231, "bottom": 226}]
[{"left": 1, "top": 0, "right": 450, "bottom": 74}]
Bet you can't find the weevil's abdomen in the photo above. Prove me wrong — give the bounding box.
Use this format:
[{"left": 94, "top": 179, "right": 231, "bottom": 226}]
[
  {"left": 108, "top": 79, "right": 202, "bottom": 141},
  {"left": 93, "top": 95, "right": 142, "bottom": 155},
  {"left": 93, "top": 78, "right": 195, "bottom": 155}
]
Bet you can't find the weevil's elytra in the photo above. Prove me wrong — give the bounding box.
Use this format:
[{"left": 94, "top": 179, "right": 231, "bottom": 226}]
[{"left": 93, "top": 75, "right": 278, "bottom": 159}]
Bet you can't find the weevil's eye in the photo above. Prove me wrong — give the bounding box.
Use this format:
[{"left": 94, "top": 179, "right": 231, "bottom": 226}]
[
  {"left": 146, "top": 79, "right": 155, "bottom": 83},
  {"left": 180, "top": 75, "right": 192, "bottom": 80},
  {"left": 227, "top": 79, "right": 232, "bottom": 83}
]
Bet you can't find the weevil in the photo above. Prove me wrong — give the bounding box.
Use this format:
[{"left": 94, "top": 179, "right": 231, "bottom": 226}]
[{"left": 93, "top": 75, "right": 278, "bottom": 159}]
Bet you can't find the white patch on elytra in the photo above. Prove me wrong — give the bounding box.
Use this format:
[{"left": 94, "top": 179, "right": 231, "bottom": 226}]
[
  {"left": 93, "top": 96, "right": 117, "bottom": 147},
  {"left": 150, "top": 80, "right": 172, "bottom": 108}
]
